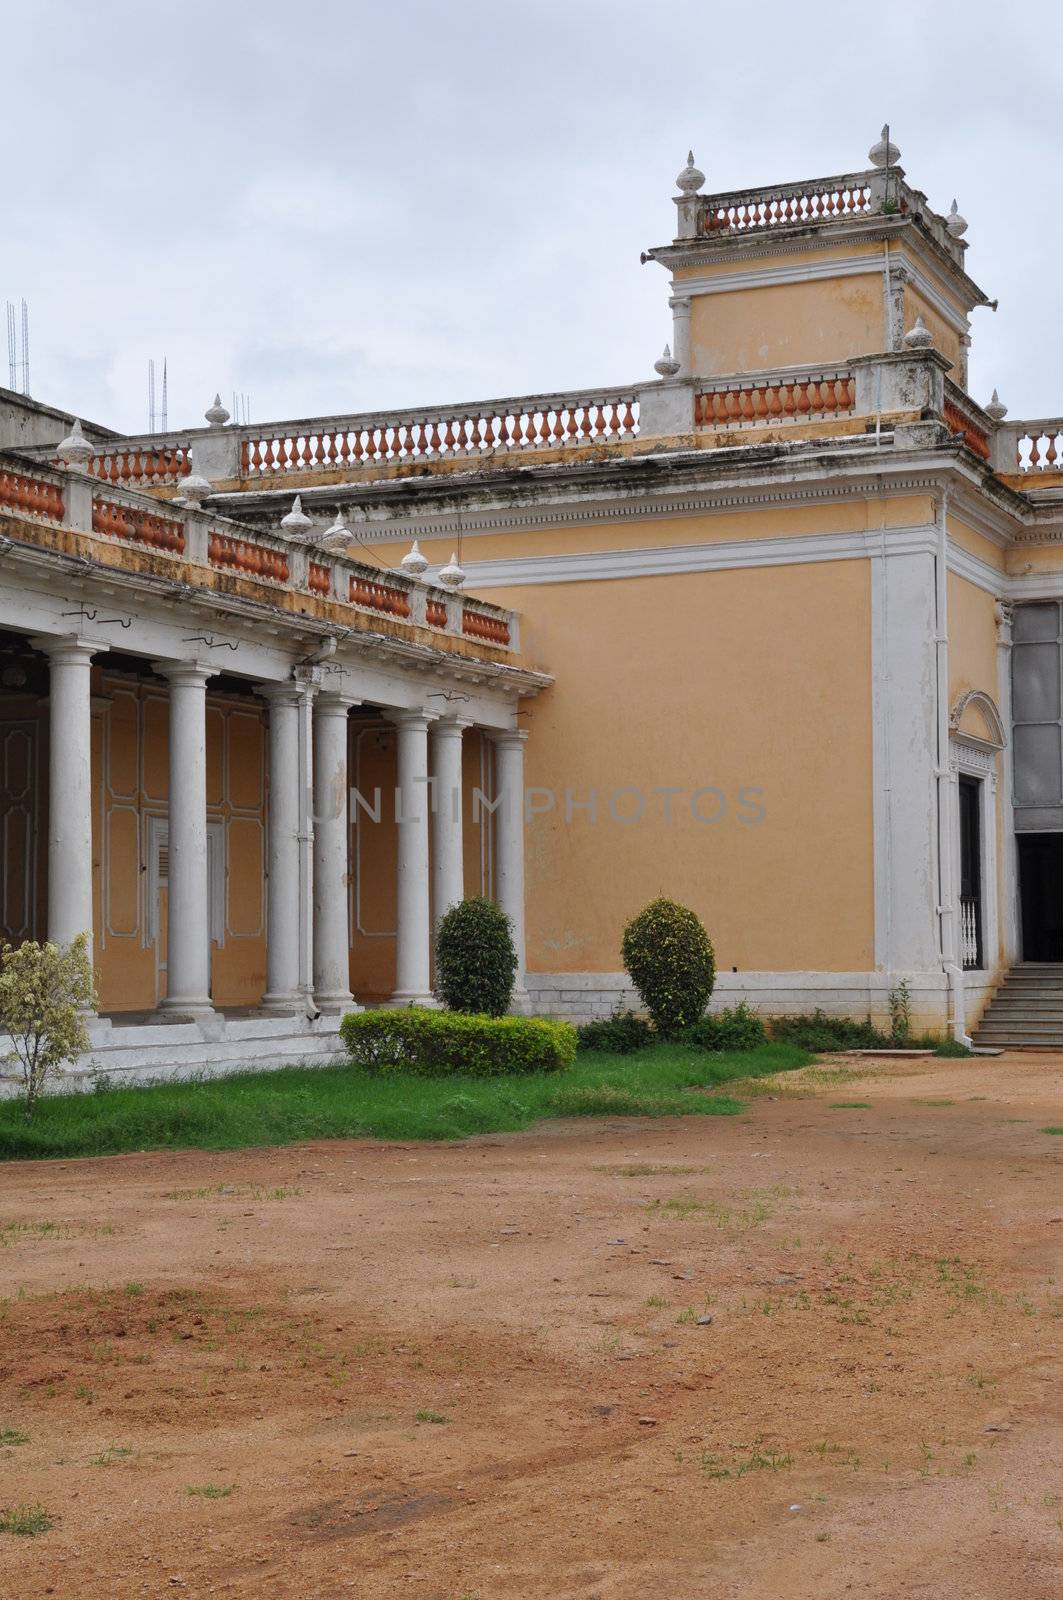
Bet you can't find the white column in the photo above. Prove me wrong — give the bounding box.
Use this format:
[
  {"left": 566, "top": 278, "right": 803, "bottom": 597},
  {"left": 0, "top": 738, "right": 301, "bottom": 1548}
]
[
  {"left": 154, "top": 661, "right": 213, "bottom": 1015},
  {"left": 31, "top": 635, "right": 103, "bottom": 968},
  {"left": 259, "top": 684, "right": 302, "bottom": 1011},
  {"left": 392, "top": 710, "right": 436, "bottom": 1006},
  {"left": 431, "top": 718, "right": 469, "bottom": 932},
  {"left": 491, "top": 729, "right": 530, "bottom": 1012},
  {"left": 669, "top": 294, "right": 692, "bottom": 376},
  {"left": 313, "top": 693, "right": 355, "bottom": 1011}
]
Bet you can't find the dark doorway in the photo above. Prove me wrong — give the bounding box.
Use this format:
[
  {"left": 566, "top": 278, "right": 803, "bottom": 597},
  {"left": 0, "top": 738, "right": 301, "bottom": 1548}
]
[
  {"left": 958, "top": 776, "right": 983, "bottom": 969},
  {"left": 1018, "top": 833, "right": 1063, "bottom": 961}
]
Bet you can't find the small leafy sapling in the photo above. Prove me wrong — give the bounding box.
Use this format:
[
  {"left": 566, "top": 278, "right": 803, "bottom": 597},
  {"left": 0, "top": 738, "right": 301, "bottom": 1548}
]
[{"left": 0, "top": 935, "right": 94, "bottom": 1118}]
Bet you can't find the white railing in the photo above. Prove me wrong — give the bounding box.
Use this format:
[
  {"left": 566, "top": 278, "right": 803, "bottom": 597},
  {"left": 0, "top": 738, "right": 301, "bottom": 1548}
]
[
  {"left": 960, "top": 897, "right": 982, "bottom": 971},
  {"left": 236, "top": 387, "right": 640, "bottom": 477},
  {"left": 696, "top": 172, "right": 874, "bottom": 235},
  {"left": 1008, "top": 419, "right": 1063, "bottom": 473}
]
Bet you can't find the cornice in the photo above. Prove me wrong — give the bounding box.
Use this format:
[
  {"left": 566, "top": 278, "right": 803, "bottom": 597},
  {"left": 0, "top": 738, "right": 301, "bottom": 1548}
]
[
  {"left": 268, "top": 456, "right": 960, "bottom": 545},
  {"left": 448, "top": 526, "right": 941, "bottom": 590},
  {"left": 650, "top": 213, "right": 990, "bottom": 307},
  {"left": 947, "top": 481, "right": 1024, "bottom": 550}
]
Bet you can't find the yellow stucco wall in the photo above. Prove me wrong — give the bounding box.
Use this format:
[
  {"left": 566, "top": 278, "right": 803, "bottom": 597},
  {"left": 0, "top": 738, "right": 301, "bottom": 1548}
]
[
  {"left": 480, "top": 558, "right": 874, "bottom": 975},
  {"left": 687, "top": 275, "right": 885, "bottom": 378},
  {"left": 947, "top": 574, "right": 1000, "bottom": 709}
]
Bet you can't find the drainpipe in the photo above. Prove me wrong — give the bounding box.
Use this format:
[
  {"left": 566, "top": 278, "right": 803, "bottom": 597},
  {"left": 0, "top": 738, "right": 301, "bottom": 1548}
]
[{"left": 933, "top": 488, "right": 969, "bottom": 1044}]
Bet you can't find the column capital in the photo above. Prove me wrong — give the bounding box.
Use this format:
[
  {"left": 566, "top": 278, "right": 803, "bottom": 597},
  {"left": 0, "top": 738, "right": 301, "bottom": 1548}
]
[
  {"left": 151, "top": 659, "right": 215, "bottom": 688},
  {"left": 488, "top": 727, "right": 529, "bottom": 750},
  {"left": 30, "top": 633, "right": 106, "bottom": 665},
  {"left": 256, "top": 680, "right": 304, "bottom": 708},
  {"left": 433, "top": 714, "right": 473, "bottom": 735},
  {"left": 391, "top": 708, "right": 436, "bottom": 732},
  {"left": 315, "top": 690, "right": 360, "bottom": 717}
]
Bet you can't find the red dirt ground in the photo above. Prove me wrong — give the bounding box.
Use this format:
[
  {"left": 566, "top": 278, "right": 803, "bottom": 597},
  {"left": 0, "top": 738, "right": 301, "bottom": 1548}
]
[{"left": 0, "top": 1053, "right": 1060, "bottom": 1599}]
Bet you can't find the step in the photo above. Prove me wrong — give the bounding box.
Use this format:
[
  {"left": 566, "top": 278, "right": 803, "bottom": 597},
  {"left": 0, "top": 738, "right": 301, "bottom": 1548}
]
[
  {"left": 994, "top": 974, "right": 1063, "bottom": 984},
  {"left": 973, "top": 1017, "right": 1063, "bottom": 1030},
  {"left": 974, "top": 1039, "right": 1063, "bottom": 1049},
  {"left": 980, "top": 999, "right": 1063, "bottom": 1010},
  {"left": 994, "top": 978, "right": 1063, "bottom": 988},
  {"left": 978, "top": 1011, "right": 1063, "bottom": 1024},
  {"left": 974, "top": 1029, "right": 1063, "bottom": 1043}
]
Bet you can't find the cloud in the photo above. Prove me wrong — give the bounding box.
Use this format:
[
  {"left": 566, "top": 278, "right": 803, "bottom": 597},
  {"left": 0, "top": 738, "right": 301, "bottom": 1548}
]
[{"left": 4, "top": 0, "right": 1058, "bottom": 430}]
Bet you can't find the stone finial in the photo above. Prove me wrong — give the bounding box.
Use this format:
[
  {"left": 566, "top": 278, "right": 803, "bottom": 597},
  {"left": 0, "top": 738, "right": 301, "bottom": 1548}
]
[
  {"left": 399, "top": 539, "right": 429, "bottom": 578},
  {"left": 56, "top": 417, "right": 94, "bottom": 471},
  {"left": 280, "top": 494, "right": 313, "bottom": 539},
  {"left": 675, "top": 150, "right": 705, "bottom": 195},
  {"left": 903, "top": 315, "right": 933, "bottom": 350},
  {"left": 318, "top": 512, "right": 352, "bottom": 550},
  {"left": 176, "top": 470, "right": 213, "bottom": 509},
  {"left": 984, "top": 388, "right": 1008, "bottom": 422},
  {"left": 868, "top": 124, "right": 901, "bottom": 169},
  {"left": 653, "top": 344, "right": 681, "bottom": 378},
  {"left": 946, "top": 198, "right": 968, "bottom": 238},
  {"left": 205, "top": 394, "right": 231, "bottom": 428},
  {"left": 437, "top": 551, "right": 466, "bottom": 591}
]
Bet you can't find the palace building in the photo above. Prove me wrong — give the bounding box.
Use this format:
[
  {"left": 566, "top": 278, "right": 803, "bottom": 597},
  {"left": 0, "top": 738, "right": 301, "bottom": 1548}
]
[{"left": 2, "top": 128, "right": 1062, "bottom": 1078}]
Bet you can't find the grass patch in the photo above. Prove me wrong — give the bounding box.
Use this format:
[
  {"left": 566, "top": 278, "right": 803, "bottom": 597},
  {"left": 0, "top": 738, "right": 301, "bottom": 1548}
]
[
  {"left": 186, "top": 1483, "right": 235, "bottom": 1499},
  {"left": 1041, "top": 1127, "right": 1063, "bottom": 1136},
  {"left": 0, "top": 1429, "right": 29, "bottom": 1446},
  {"left": 415, "top": 1409, "right": 449, "bottom": 1424},
  {"left": 830, "top": 1101, "right": 872, "bottom": 1110},
  {"left": 0, "top": 1042, "right": 811, "bottom": 1160},
  {"left": 89, "top": 1444, "right": 133, "bottom": 1467},
  {"left": 700, "top": 1443, "right": 794, "bottom": 1479},
  {"left": 0, "top": 1504, "right": 52, "bottom": 1536}
]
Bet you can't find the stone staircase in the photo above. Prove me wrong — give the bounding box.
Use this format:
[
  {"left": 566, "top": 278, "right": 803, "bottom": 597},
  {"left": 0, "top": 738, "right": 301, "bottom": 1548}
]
[{"left": 972, "top": 964, "right": 1063, "bottom": 1048}]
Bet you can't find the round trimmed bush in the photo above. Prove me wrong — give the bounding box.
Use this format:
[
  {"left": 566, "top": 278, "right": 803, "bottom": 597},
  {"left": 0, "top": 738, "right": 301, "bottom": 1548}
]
[
  {"left": 621, "top": 898, "right": 715, "bottom": 1036},
  {"left": 435, "top": 896, "right": 517, "bottom": 1017}
]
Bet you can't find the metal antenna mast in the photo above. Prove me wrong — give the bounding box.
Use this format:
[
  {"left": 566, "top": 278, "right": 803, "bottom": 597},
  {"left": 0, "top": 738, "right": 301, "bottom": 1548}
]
[{"left": 5, "top": 301, "right": 29, "bottom": 394}]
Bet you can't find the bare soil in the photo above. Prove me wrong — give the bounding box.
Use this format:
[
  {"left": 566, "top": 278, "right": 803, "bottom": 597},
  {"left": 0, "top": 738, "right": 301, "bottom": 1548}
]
[{"left": 0, "top": 1053, "right": 1060, "bottom": 1599}]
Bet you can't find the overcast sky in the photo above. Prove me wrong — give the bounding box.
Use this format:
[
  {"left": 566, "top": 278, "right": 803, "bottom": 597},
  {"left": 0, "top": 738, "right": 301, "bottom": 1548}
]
[{"left": 5, "top": 2, "right": 1060, "bottom": 434}]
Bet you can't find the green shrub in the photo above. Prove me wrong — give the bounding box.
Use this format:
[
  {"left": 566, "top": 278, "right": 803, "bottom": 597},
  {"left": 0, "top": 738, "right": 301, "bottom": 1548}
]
[
  {"left": 682, "top": 1002, "right": 767, "bottom": 1052},
  {"left": 932, "top": 1036, "right": 972, "bottom": 1058},
  {"left": 770, "top": 1010, "right": 887, "bottom": 1052},
  {"left": 339, "top": 1007, "right": 576, "bottom": 1077},
  {"left": 621, "top": 898, "right": 715, "bottom": 1037},
  {"left": 435, "top": 897, "right": 517, "bottom": 1017},
  {"left": 575, "top": 1009, "right": 654, "bottom": 1054}
]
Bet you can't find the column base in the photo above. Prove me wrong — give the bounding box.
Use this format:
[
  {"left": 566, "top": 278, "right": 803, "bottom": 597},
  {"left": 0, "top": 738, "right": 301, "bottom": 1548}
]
[
  {"left": 156, "top": 997, "right": 214, "bottom": 1021},
  {"left": 314, "top": 990, "right": 356, "bottom": 1015},
  {"left": 260, "top": 992, "right": 304, "bottom": 1016},
  {"left": 389, "top": 991, "right": 441, "bottom": 1010}
]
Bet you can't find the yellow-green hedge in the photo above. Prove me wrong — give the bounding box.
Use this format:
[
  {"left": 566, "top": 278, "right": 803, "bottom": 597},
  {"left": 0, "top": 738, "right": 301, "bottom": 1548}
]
[{"left": 339, "top": 1007, "right": 577, "bottom": 1077}]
